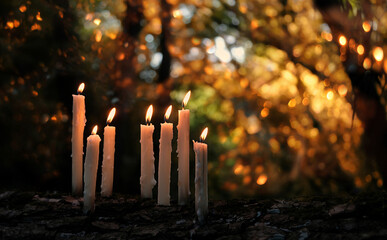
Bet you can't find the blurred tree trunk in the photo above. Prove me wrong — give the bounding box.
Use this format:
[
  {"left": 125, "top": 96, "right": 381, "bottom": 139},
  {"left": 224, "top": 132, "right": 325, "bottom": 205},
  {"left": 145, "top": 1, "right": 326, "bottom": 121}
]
[{"left": 314, "top": 0, "right": 387, "bottom": 184}]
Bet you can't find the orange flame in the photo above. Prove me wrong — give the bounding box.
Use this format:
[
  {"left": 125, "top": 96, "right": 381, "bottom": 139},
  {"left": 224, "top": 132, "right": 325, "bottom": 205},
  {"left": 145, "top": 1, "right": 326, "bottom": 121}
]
[
  {"left": 107, "top": 108, "right": 116, "bottom": 125},
  {"left": 164, "top": 105, "right": 172, "bottom": 121},
  {"left": 373, "top": 47, "right": 384, "bottom": 62},
  {"left": 182, "top": 90, "right": 191, "bottom": 108},
  {"left": 92, "top": 125, "right": 98, "bottom": 135},
  {"left": 77, "top": 83, "right": 85, "bottom": 94},
  {"left": 146, "top": 105, "right": 153, "bottom": 124},
  {"left": 200, "top": 127, "right": 208, "bottom": 141}
]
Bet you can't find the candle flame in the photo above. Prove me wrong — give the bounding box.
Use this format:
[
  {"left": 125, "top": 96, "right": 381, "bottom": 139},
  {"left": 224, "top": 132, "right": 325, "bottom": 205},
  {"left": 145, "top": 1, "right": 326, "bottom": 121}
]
[
  {"left": 146, "top": 105, "right": 153, "bottom": 124},
  {"left": 200, "top": 127, "right": 208, "bottom": 141},
  {"left": 164, "top": 105, "right": 172, "bottom": 121},
  {"left": 92, "top": 125, "right": 98, "bottom": 135},
  {"left": 373, "top": 47, "right": 384, "bottom": 62},
  {"left": 182, "top": 90, "right": 191, "bottom": 108},
  {"left": 77, "top": 83, "right": 85, "bottom": 94},
  {"left": 107, "top": 108, "right": 116, "bottom": 125}
]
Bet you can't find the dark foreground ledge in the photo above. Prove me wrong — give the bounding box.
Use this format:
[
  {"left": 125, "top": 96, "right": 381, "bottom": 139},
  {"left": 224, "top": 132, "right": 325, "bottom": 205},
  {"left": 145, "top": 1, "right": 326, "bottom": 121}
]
[{"left": 0, "top": 191, "right": 386, "bottom": 239}]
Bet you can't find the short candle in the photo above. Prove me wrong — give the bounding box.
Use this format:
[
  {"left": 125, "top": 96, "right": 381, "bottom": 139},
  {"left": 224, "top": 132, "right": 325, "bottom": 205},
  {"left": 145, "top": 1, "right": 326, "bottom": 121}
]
[
  {"left": 193, "top": 127, "right": 209, "bottom": 223},
  {"left": 83, "top": 125, "right": 101, "bottom": 213}
]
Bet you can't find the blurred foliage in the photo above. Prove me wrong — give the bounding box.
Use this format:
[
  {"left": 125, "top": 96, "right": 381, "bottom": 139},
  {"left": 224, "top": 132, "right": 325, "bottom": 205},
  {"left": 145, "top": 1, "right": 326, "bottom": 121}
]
[{"left": 0, "top": 0, "right": 386, "bottom": 197}]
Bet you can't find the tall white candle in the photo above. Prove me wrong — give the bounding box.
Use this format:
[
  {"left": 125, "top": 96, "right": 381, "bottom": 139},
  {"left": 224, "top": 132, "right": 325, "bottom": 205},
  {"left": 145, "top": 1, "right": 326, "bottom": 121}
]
[
  {"left": 193, "top": 127, "right": 208, "bottom": 223},
  {"left": 72, "top": 83, "right": 86, "bottom": 196},
  {"left": 101, "top": 108, "right": 116, "bottom": 197},
  {"left": 158, "top": 105, "right": 173, "bottom": 206},
  {"left": 140, "top": 105, "right": 156, "bottom": 198},
  {"left": 83, "top": 125, "right": 101, "bottom": 213},
  {"left": 177, "top": 91, "right": 191, "bottom": 205}
]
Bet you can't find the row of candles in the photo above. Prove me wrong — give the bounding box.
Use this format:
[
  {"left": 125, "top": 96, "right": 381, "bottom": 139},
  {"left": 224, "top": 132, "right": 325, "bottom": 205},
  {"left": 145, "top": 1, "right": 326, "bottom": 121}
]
[{"left": 72, "top": 84, "right": 208, "bottom": 222}]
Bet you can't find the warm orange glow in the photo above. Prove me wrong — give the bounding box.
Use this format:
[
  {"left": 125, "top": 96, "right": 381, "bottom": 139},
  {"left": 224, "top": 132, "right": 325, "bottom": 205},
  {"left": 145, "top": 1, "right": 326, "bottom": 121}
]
[
  {"left": 107, "top": 108, "right": 116, "bottom": 125},
  {"left": 145, "top": 105, "right": 153, "bottom": 124},
  {"left": 256, "top": 174, "right": 268, "bottom": 185},
  {"left": 363, "top": 58, "right": 371, "bottom": 70},
  {"left": 36, "top": 12, "right": 42, "bottom": 21},
  {"left": 31, "top": 23, "right": 41, "bottom": 31},
  {"left": 362, "top": 21, "right": 371, "bottom": 32},
  {"left": 338, "top": 35, "right": 347, "bottom": 46},
  {"left": 326, "top": 90, "right": 334, "bottom": 100},
  {"left": 234, "top": 165, "right": 243, "bottom": 175},
  {"left": 338, "top": 84, "right": 348, "bottom": 97},
  {"left": 77, "top": 83, "right": 85, "bottom": 94},
  {"left": 14, "top": 20, "right": 20, "bottom": 28},
  {"left": 164, "top": 105, "right": 172, "bottom": 121},
  {"left": 92, "top": 125, "right": 98, "bottom": 135},
  {"left": 357, "top": 44, "right": 364, "bottom": 55},
  {"left": 288, "top": 99, "right": 296, "bottom": 108},
  {"left": 95, "top": 30, "right": 102, "bottom": 42},
  {"left": 19, "top": 5, "right": 27, "bottom": 12},
  {"left": 182, "top": 90, "right": 191, "bottom": 108},
  {"left": 6, "top": 21, "right": 14, "bottom": 29},
  {"left": 250, "top": 19, "right": 259, "bottom": 29},
  {"left": 373, "top": 47, "right": 384, "bottom": 62},
  {"left": 260, "top": 108, "right": 269, "bottom": 118},
  {"left": 200, "top": 127, "right": 208, "bottom": 141},
  {"left": 384, "top": 59, "right": 387, "bottom": 73},
  {"left": 93, "top": 18, "right": 101, "bottom": 26},
  {"left": 172, "top": 9, "right": 182, "bottom": 19}
]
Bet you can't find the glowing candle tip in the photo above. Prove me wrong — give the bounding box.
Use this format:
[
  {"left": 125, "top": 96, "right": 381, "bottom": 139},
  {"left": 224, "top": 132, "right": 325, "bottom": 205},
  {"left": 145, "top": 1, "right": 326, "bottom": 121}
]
[
  {"left": 106, "top": 108, "right": 116, "bottom": 125},
  {"left": 182, "top": 90, "right": 191, "bottom": 108},
  {"left": 92, "top": 125, "right": 98, "bottom": 135},
  {"left": 146, "top": 105, "right": 153, "bottom": 124},
  {"left": 164, "top": 105, "right": 172, "bottom": 122},
  {"left": 77, "top": 83, "right": 85, "bottom": 94},
  {"left": 200, "top": 127, "right": 208, "bottom": 141}
]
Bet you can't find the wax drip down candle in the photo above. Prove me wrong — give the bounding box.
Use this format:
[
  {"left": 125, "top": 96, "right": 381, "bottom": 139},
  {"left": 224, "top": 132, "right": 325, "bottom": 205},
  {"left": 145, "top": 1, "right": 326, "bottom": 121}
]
[
  {"left": 140, "top": 105, "right": 156, "bottom": 198},
  {"left": 72, "top": 83, "right": 86, "bottom": 196},
  {"left": 101, "top": 108, "right": 116, "bottom": 197},
  {"left": 193, "top": 127, "right": 209, "bottom": 223},
  {"left": 83, "top": 125, "right": 101, "bottom": 214},
  {"left": 158, "top": 105, "right": 173, "bottom": 206},
  {"left": 177, "top": 91, "right": 191, "bottom": 205}
]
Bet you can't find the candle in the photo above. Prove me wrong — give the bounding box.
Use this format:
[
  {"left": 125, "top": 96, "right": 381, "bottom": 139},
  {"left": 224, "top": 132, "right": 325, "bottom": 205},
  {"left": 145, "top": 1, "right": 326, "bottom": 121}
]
[
  {"left": 72, "top": 83, "right": 86, "bottom": 196},
  {"left": 193, "top": 127, "right": 208, "bottom": 223},
  {"left": 158, "top": 105, "right": 173, "bottom": 206},
  {"left": 101, "top": 108, "right": 116, "bottom": 197},
  {"left": 83, "top": 125, "right": 101, "bottom": 213},
  {"left": 140, "top": 105, "right": 156, "bottom": 198},
  {"left": 177, "top": 91, "right": 191, "bottom": 205}
]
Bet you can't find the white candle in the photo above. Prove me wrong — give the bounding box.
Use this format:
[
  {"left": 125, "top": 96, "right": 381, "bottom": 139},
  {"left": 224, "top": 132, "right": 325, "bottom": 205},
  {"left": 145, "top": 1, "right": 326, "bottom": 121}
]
[
  {"left": 83, "top": 125, "right": 101, "bottom": 213},
  {"left": 140, "top": 105, "right": 156, "bottom": 198},
  {"left": 158, "top": 105, "right": 173, "bottom": 206},
  {"left": 193, "top": 127, "right": 208, "bottom": 223},
  {"left": 101, "top": 108, "right": 116, "bottom": 197},
  {"left": 72, "top": 83, "right": 86, "bottom": 196},
  {"left": 177, "top": 91, "right": 191, "bottom": 205}
]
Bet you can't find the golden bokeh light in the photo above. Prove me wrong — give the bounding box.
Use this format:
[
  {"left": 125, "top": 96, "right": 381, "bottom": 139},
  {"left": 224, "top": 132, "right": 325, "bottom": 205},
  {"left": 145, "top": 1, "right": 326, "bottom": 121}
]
[
  {"left": 256, "top": 174, "right": 268, "bottom": 185},
  {"left": 338, "top": 35, "right": 347, "bottom": 46},
  {"left": 357, "top": 45, "right": 364, "bottom": 55},
  {"left": 338, "top": 85, "right": 348, "bottom": 97},
  {"left": 288, "top": 98, "right": 297, "bottom": 108},
  {"left": 362, "top": 21, "right": 371, "bottom": 32},
  {"left": 363, "top": 58, "right": 371, "bottom": 69},
  {"left": 373, "top": 47, "right": 384, "bottom": 62}
]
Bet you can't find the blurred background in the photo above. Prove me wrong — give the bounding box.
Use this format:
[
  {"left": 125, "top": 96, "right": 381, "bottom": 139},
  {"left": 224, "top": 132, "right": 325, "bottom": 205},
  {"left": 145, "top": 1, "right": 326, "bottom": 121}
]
[{"left": 0, "top": 0, "right": 386, "bottom": 199}]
